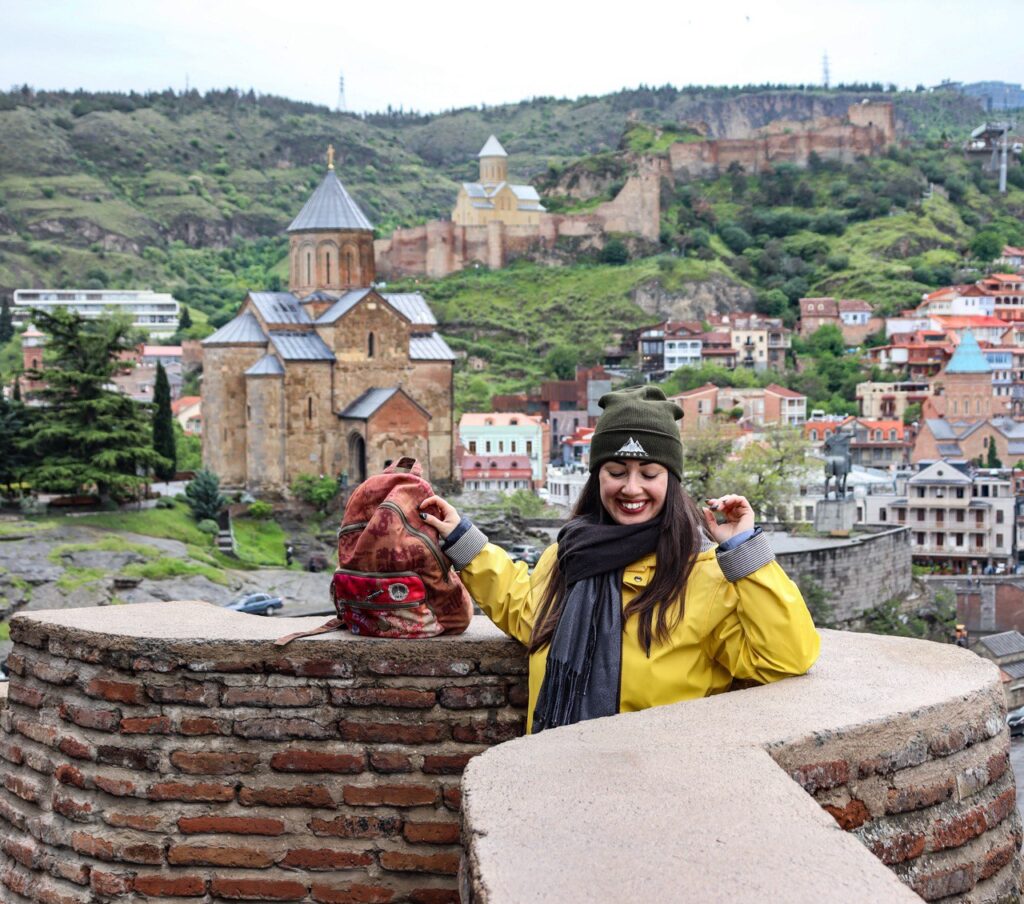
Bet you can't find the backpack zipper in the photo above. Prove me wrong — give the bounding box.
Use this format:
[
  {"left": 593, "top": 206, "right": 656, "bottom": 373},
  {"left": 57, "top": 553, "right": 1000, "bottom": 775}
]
[
  {"left": 378, "top": 501, "right": 450, "bottom": 580},
  {"left": 338, "top": 520, "right": 368, "bottom": 539},
  {"left": 333, "top": 569, "right": 423, "bottom": 610}
]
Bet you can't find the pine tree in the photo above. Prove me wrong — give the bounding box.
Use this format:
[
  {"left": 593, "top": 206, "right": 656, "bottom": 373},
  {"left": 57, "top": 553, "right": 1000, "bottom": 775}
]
[
  {"left": 178, "top": 306, "right": 193, "bottom": 331},
  {"left": 0, "top": 297, "right": 13, "bottom": 344},
  {"left": 19, "top": 309, "right": 171, "bottom": 502},
  {"left": 0, "top": 392, "right": 31, "bottom": 496},
  {"left": 184, "top": 469, "right": 227, "bottom": 522},
  {"left": 12, "top": 372, "right": 21, "bottom": 402},
  {"left": 152, "top": 361, "right": 177, "bottom": 481}
]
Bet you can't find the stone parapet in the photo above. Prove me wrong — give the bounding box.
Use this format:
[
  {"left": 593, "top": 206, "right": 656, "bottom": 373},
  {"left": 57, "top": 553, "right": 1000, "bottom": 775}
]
[
  {"left": 0, "top": 603, "right": 527, "bottom": 903},
  {"left": 463, "top": 630, "right": 1022, "bottom": 903}
]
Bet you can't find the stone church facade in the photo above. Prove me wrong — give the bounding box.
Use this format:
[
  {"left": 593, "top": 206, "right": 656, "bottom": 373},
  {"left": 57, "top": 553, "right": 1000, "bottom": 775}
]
[{"left": 202, "top": 152, "right": 455, "bottom": 493}]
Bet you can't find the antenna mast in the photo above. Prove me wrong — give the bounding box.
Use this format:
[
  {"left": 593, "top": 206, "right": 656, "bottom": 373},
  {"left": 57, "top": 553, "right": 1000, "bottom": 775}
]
[
  {"left": 336, "top": 71, "right": 347, "bottom": 112},
  {"left": 822, "top": 52, "right": 830, "bottom": 90}
]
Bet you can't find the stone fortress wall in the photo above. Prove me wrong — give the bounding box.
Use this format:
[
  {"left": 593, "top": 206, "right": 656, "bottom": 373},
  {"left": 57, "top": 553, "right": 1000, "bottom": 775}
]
[{"left": 0, "top": 600, "right": 1020, "bottom": 903}]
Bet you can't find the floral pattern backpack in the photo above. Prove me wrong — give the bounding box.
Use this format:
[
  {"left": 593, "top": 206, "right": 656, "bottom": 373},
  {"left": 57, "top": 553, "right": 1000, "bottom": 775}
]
[{"left": 276, "top": 458, "right": 474, "bottom": 645}]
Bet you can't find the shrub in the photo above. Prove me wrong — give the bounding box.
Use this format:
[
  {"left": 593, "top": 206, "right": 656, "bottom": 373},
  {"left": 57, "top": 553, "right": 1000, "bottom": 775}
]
[
  {"left": 155, "top": 497, "right": 176, "bottom": 509},
  {"left": 197, "top": 519, "right": 219, "bottom": 535},
  {"left": 291, "top": 473, "right": 339, "bottom": 512},
  {"left": 247, "top": 500, "right": 273, "bottom": 519},
  {"left": 184, "top": 470, "right": 227, "bottom": 522},
  {"left": 599, "top": 238, "right": 628, "bottom": 265}
]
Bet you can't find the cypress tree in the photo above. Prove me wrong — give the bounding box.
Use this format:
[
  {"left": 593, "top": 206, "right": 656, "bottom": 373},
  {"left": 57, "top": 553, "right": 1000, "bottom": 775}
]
[
  {"left": 178, "top": 306, "right": 193, "bottom": 331},
  {"left": 0, "top": 297, "right": 13, "bottom": 344},
  {"left": 152, "top": 361, "right": 177, "bottom": 481}
]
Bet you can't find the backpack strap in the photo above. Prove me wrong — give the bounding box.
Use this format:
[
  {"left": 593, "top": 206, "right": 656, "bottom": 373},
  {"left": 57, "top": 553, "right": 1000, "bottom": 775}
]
[
  {"left": 385, "top": 457, "right": 421, "bottom": 475},
  {"left": 274, "top": 617, "right": 344, "bottom": 646}
]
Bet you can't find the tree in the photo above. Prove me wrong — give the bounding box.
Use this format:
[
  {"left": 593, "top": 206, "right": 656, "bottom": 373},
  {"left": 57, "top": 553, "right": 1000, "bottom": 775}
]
[
  {"left": 544, "top": 344, "right": 579, "bottom": 381},
  {"left": 178, "top": 306, "right": 193, "bottom": 331},
  {"left": 291, "top": 473, "right": 339, "bottom": 512},
  {"left": 152, "top": 362, "right": 177, "bottom": 481},
  {"left": 0, "top": 297, "right": 13, "bottom": 344},
  {"left": 986, "top": 439, "right": 1002, "bottom": 469},
  {"left": 902, "top": 403, "right": 922, "bottom": 426},
  {"left": 599, "top": 237, "right": 628, "bottom": 265},
  {"left": 19, "top": 309, "right": 170, "bottom": 502},
  {"left": 185, "top": 470, "right": 227, "bottom": 521},
  {"left": 682, "top": 420, "right": 733, "bottom": 503},
  {"left": 970, "top": 231, "right": 1003, "bottom": 262},
  {"left": 0, "top": 393, "right": 31, "bottom": 496},
  {"left": 722, "top": 425, "right": 810, "bottom": 521}
]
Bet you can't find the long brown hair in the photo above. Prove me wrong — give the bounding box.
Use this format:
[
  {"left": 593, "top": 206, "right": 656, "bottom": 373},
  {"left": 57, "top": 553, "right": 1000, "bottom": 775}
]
[{"left": 527, "top": 471, "right": 705, "bottom": 655}]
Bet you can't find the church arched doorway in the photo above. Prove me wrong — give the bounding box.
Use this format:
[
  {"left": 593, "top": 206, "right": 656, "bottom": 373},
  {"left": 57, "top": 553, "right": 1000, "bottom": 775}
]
[{"left": 348, "top": 432, "right": 367, "bottom": 484}]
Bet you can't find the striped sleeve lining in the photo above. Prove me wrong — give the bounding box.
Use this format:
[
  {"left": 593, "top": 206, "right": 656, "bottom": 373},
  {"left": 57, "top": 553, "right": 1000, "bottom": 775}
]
[
  {"left": 443, "top": 525, "right": 489, "bottom": 571},
  {"left": 715, "top": 529, "right": 775, "bottom": 582}
]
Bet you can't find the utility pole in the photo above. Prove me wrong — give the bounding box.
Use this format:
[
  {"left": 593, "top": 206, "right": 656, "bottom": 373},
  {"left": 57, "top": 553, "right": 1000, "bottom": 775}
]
[
  {"left": 822, "top": 52, "right": 830, "bottom": 90},
  {"left": 336, "top": 71, "right": 347, "bottom": 113},
  {"left": 999, "top": 122, "right": 1008, "bottom": 194}
]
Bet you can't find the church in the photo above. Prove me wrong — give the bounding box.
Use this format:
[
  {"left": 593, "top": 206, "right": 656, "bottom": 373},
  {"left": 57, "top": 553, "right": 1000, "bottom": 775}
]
[{"left": 202, "top": 148, "right": 455, "bottom": 493}]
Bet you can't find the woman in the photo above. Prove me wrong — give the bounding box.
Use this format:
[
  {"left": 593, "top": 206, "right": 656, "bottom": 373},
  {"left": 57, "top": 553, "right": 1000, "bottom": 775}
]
[{"left": 420, "top": 386, "right": 820, "bottom": 734}]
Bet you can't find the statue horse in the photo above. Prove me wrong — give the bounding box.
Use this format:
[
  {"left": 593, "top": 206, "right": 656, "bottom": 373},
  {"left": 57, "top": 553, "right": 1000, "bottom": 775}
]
[{"left": 823, "top": 431, "right": 852, "bottom": 500}]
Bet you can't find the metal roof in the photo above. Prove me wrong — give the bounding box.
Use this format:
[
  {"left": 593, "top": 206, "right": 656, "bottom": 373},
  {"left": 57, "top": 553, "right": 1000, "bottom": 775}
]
[
  {"left": 384, "top": 293, "right": 436, "bottom": 326},
  {"left": 1001, "top": 660, "right": 1024, "bottom": 679},
  {"left": 946, "top": 330, "right": 991, "bottom": 373},
  {"left": 287, "top": 170, "right": 373, "bottom": 232},
  {"left": 410, "top": 333, "right": 456, "bottom": 361},
  {"left": 248, "top": 292, "right": 310, "bottom": 326},
  {"left": 245, "top": 354, "right": 285, "bottom": 377},
  {"left": 478, "top": 135, "right": 508, "bottom": 158},
  {"left": 316, "top": 289, "right": 374, "bottom": 324},
  {"left": 268, "top": 331, "right": 335, "bottom": 361},
  {"left": 510, "top": 185, "right": 541, "bottom": 202},
  {"left": 202, "top": 312, "right": 268, "bottom": 346},
  {"left": 978, "top": 630, "right": 1024, "bottom": 658},
  {"left": 340, "top": 387, "right": 400, "bottom": 419}
]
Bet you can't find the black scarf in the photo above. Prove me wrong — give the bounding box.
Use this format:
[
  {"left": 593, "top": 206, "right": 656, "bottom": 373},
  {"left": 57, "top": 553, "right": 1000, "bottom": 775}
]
[{"left": 531, "top": 515, "right": 661, "bottom": 734}]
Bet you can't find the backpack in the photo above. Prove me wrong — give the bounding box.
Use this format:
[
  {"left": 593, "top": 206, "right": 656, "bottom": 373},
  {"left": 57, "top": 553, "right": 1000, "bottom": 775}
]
[{"left": 275, "top": 458, "right": 474, "bottom": 645}]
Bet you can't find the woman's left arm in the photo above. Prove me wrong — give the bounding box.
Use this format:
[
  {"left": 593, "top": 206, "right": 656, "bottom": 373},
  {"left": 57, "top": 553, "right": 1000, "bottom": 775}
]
[{"left": 702, "top": 496, "right": 821, "bottom": 683}]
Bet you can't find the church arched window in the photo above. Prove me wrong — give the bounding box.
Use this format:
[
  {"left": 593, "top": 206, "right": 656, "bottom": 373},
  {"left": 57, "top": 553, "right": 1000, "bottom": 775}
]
[
  {"left": 326, "top": 252, "right": 331, "bottom": 283},
  {"left": 367, "top": 333, "right": 375, "bottom": 358},
  {"left": 307, "top": 397, "right": 313, "bottom": 421},
  {"left": 306, "top": 252, "right": 312, "bottom": 284}
]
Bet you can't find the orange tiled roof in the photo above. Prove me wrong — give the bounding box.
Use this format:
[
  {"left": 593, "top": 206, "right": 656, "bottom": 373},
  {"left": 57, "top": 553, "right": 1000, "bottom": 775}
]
[{"left": 171, "top": 396, "right": 201, "bottom": 415}]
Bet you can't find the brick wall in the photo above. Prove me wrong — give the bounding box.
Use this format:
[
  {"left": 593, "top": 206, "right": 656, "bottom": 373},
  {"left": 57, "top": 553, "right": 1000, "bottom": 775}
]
[{"left": 0, "top": 606, "right": 527, "bottom": 903}]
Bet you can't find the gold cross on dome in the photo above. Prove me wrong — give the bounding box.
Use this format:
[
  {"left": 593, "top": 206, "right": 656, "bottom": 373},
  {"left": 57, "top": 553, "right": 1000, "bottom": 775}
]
[{"left": 327, "top": 144, "right": 335, "bottom": 170}]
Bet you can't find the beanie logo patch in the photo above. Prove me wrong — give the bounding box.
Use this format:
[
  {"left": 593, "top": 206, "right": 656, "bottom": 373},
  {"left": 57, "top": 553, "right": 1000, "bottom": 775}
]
[{"left": 615, "top": 437, "right": 648, "bottom": 457}]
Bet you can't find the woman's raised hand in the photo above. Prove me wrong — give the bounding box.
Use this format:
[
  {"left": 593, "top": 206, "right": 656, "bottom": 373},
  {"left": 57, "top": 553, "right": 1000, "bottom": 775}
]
[
  {"left": 419, "top": 494, "right": 461, "bottom": 539},
  {"left": 703, "top": 494, "right": 756, "bottom": 544}
]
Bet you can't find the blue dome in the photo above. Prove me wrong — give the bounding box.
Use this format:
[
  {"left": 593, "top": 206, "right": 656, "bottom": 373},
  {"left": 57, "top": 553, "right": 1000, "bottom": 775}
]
[{"left": 945, "top": 330, "right": 991, "bottom": 374}]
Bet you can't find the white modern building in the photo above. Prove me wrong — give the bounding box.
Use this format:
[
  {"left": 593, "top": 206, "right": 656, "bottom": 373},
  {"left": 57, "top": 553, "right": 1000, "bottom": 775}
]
[{"left": 13, "top": 289, "right": 181, "bottom": 337}]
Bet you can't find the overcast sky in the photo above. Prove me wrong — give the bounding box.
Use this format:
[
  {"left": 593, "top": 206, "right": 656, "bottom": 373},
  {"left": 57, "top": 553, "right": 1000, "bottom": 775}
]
[{"left": 3, "top": 1, "right": 1020, "bottom": 114}]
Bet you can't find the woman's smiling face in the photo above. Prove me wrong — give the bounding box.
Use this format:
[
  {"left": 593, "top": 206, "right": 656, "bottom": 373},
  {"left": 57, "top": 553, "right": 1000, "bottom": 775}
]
[{"left": 598, "top": 459, "right": 669, "bottom": 525}]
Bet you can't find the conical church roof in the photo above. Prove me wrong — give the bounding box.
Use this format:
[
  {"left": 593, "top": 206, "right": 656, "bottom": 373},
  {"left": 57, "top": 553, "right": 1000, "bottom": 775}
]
[
  {"left": 287, "top": 169, "right": 373, "bottom": 232},
  {"left": 946, "top": 330, "right": 991, "bottom": 374},
  {"left": 478, "top": 135, "right": 508, "bottom": 158}
]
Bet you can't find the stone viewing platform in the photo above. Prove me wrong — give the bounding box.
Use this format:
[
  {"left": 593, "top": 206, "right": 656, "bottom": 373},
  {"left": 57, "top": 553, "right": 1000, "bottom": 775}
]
[{"left": 0, "top": 601, "right": 1020, "bottom": 903}]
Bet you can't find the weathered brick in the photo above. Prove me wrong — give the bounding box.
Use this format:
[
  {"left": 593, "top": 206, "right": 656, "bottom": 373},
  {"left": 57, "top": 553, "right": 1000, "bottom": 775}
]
[
  {"left": 4, "top": 772, "right": 43, "bottom": 803},
  {"left": 478, "top": 656, "right": 528, "bottom": 675},
  {"left": 130, "top": 655, "right": 178, "bottom": 672},
  {"left": 932, "top": 806, "right": 988, "bottom": 851},
  {"left": 2, "top": 837, "right": 37, "bottom": 868},
  {"left": 52, "top": 789, "right": 95, "bottom": 821},
  {"left": 270, "top": 749, "right": 364, "bottom": 774},
  {"left": 21, "top": 746, "right": 56, "bottom": 776},
  {"left": 823, "top": 798, "right": 869, "bottom": 830},
  {"left": 168, "top": 844, "right": 276, "bottom": 868},
  {"left": 857, "top": 738, "right": 929, "bottom": 777},
  {"left": 367, "top": 658, "right": 473, "bottom": 677},
  {"left": 96, "top": 744, "right": 158, "bottom": 771},
  {"left": 281, "top": 848, "right": 375, "bottom": 870},
  {"left": 0, "top": 738, "right": 24, "bottom": 765},
  {"left": 869, "top": 831, "right": 927, "bottom": 865},
  {"left": 438, "top": 684, "right": 506, "bottom": 709},
  {"left": 210, "top": 877, "right": 308, "bottom": 901},
  {"left": 70, "top": 830, "right": 114, "bottom": 861},
  {"left": 986, "top": 788, "right": 1016, "bottom": 828},
  {"left": 120, "top": 841, "right": 163, "bottom": 865},
  {"left": 58, "top": 736, "right": 94, "bottom": 761},
  {"left": 187, "top": 659, "right": 262, "bottom": 673},
  {"left": 268, "top": 658, "right": 354, "bottom": 678},
  {"left": 7, "top": 681, "right": 46, "bottom": 708},
  {"left": 29, "top": 658, "right": 78, "bottom": 686},
  {"left": 5, "top": 652, "right": 26, "bottom": 675},
  {"left": 54, "top": 764, "right": 86, "bottom": 788},
  {"left": 44, "top": 853, "right": 90, "bottom": 887},
  {"left": 928, "top": 726, "right": 969, "bottom": 757},
  {"left": 0, "top": 793, "right": 28, "bottom": 829},
  {"left": 48, "top": 639, "right": 104, "bottom": 665},
  {"left": 14, "top": 716, "right": 57, "bottom": 747},
  {"left": 85, "top": 677, "right": 146, "bottom": 705},
  {"left": 59, "top": 703, "right": 121, "bottom": 732},
  {"left": 309, "top": 815, "right": 402, "bottom": 838},
  {"left": 338, "top": 720, "right": 446, "bottom": 745},
  {"left": 235, "top": 718, "right": 331, "bottom": 740},
  {"left": 980, "top": 835, "right": 1019, "bottom": 880},
  {"left": 331, "top": 687, "right": 436, "bottom": 709},
  {"left": 145, "top": 681, "right": 219, "bottom": 706},
  {"left": 403, "top": 820, "right": 460, "bottom": 844},
  {"left": 223, "top": 686, "right": 322, "bottom": 707},
  {"left": 442, "top": 786, "right": 461, "bottom": 812},
  {"left": 508, "top": 682, "right": 529, "bottom": 707},
  {"left": 789, "top": 759, "right": 849, "bottom": 794},
  {"left": 451, "top": 718, "right": 524, "bottom": 744},
  {"left": 343, "top": 783, "right": 438, "bottom": 807},
  {"left": 103, "top": 810, "right": 164, "bottom": 831},
  {"left": 885, "top": 777, "right": 955, "bottom": 814},
  {"left": 93, "top": 774, "right": 136, "bottom": 797},
  {"left": 133, "top": 874, "right": 208, "bottom": 896},
  {"left": 91, "top": 869, "right": 133, "bottom": 895},
  {"left": 911, "top": 864, "right": 975, "bottom": 900},
  {"left": 149, "top": 781, "right": 236, "bottom": 802},
  {"left": 421, "top": 753, "right": 477, "bottom": 775},
  {"left": 986, "top": 751, "right": 1009, "bottom": 785},
  {"left": 379, "top": 850, "right": 460, "bottom": 875},
  {"left": 179, "top": 716, "right": 231, "bottom": 736},
  {"left": 409, "top": 890, "right": 460, "bottom": 904},
  {"left": 311, "top": 883, "right": 394, "bottom": 904},
  {"left": 369, "top": 751, "right": 412, "bottom": 773},
  {"left": 239, "top": 784, "right": 336, "bottom": 808},
  {"left": 171, "top": 749, "right": 260, "bottom": 775},
  {"left": 120, "top": 715, "right": 171, "bottom": 734},
  {"left": 178, "top": 814, "right": 285, "bottom": 836}
]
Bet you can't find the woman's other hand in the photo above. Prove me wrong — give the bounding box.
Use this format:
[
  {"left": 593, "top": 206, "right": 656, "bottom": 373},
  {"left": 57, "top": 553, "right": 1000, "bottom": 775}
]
[
  {"left": 703, "top": 495, "right": 756, "bottom": 544},
  {"left": 419, "top": 494, "right": 461, "bottom": 539}
]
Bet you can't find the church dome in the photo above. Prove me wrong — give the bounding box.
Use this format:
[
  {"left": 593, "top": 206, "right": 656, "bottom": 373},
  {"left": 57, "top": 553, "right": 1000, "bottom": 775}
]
[{"left": 288, "top": 169, "right": 373, "bottom": 233}]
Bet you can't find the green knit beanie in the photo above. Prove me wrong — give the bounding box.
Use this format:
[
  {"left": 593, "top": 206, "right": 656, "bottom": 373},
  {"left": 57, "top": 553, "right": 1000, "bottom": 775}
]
[{"left": 588, "top": 386, "right": 683, "bottom": 481}]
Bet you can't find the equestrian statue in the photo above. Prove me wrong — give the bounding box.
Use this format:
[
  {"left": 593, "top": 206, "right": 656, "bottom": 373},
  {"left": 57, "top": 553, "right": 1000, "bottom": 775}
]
[{"left": 823, "top": 431, "right": 852, "bottom": 500}]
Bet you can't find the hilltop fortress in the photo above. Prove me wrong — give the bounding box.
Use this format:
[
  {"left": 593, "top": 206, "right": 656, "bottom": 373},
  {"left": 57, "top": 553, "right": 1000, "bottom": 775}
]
[{"left": 374, "top": 102, "right": 895, "bottom": 280}]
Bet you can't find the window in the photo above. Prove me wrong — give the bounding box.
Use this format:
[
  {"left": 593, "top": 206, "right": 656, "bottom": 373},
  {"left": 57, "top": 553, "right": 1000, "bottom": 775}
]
[
  {"left": 915, "top": 509, "right": 925, "bottom": 522},
  {"left": 898, "top": 509, "right": 906, "bottom": 523},
  {"left": 246, "top": 405, "right": 251, "bottom": 421},
  {"left": 474, "top": 461, "right": 481, "bottom": 468},
  {"left": 510, "top": 441, "right": 517, "bottom": 453},
  {"left": 936, "top": 510, "right": 944, "bottom": 524},
  {"left": 485, "top": 441, "right": 491, "bottom": 453},
  {"left": 916, "top": 532, "right": 925, "bottom": 546},
  {"left": 956, "top": 488, "right": 964, "bottom": 499},
  {"left": 367, "top": 333, "right": 375, "bottom": 358},
  {"left": 889, "top": 430, "right": 897, "bottom": 441},
  {"left": 805, "top": 506, "right": 814, "bottom": 521},
  {"left": 468, "top": 441, "right": 476, "bottom": 454},
  {"left": 326, "top": 253, "right": 331, "bottom": 283},
  {"left": 935, "top": 534, "right": 944, "bottom": 547},
  {"left": 997, "top": 510, "right": 1005, "bottom": 524},
  {"left": 526, "top": 441, "right": 533, "bottom": 455},
  {"left": 307, "top": 397, "right": 313, "bottom": 421},
  {"left": 510, "top": 418, "right": 518, "bottom": 425},
  {"left": 956, "top": 510, "right": 965, "bottom": 523},
  {"left": 306, "top": 252, "right": 311, "bottom": 283},
  {"left": 997, "top": 533, "right": 1004, "bottom": 547},
  {"left": 810, "top": 430, "right": 818, "bottom": 441},
  {"left": 915, "top": 487, "right": 925, "bottom": 498},
  {"left": 955, "top": 533, "right": 964, "bottom": 547},
  {"left": 880, "top": 509, "right": 887, "bottom": 522}
]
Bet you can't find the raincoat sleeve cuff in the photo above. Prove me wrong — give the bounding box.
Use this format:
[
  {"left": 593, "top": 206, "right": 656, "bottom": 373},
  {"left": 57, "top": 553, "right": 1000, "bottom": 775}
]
[
  {"left": 716, "top": 528, "right": 775, "bottom": 582},
  {"left": 441, "top": 518, "right": 488, "bottom": 571}
]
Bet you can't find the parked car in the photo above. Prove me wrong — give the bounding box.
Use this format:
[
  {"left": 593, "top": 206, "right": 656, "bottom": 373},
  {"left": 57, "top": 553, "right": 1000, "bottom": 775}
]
[
  {"left": 508, "top": 543, "right": 541, "bottom": 567},
  {"left": 1007, "top": 706, "right": 1024, "bottom": 738},
  {"left": 223, "top": 592, "right": 283, "bottom": 616}
]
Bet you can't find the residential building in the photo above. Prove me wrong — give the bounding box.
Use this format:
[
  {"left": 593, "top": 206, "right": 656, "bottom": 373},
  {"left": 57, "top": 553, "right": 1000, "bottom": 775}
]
[
  {"left": 844, "top": 418, "right": 912, "bottom": 468},
  {"left": 999, "top": 245, "right": 1024, "bottom": 270},
  {"left": 457, "top": 452, "right": 533, "bottom": 492},
  {"left": 673, "top": 383, "right": 805, "bottom": 431},
  {"left": 798, "top": 297, "right": 840, "bottom": 336},
  {"left": 862, "top": 461, "right": 1015, "bottom": 572},
  {"left": 978, "top": 274, "right": 1024, "bottom": 322},
  {"left": 663, "top": 322, "right": 704, "bottom": 371},
  {"left": 12, "top": 289, "right": 180, "bottom": 337},
  {"left": 916, "top": 285, "right": 995, "bottom": 319},
  {"left": 451, "top": 136, "right": 546, "bottom": 228},
  {"left": 730, "top": 316, "right": 790, "bottom": 371},
  {"left": 458, "top": 413, "right": 548, "bottom": 486},
  {"left": 857, "top": 381, "right": 931, "bottom": 420},
  {"left": 172, "top": 396, "right": 202, "bottom": 435},
  {"left": 546, "top": 463, "right": 590, "bottom": 510},
  {"left": 699, "top": 331, "right": 738, "bottom": 368}
]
